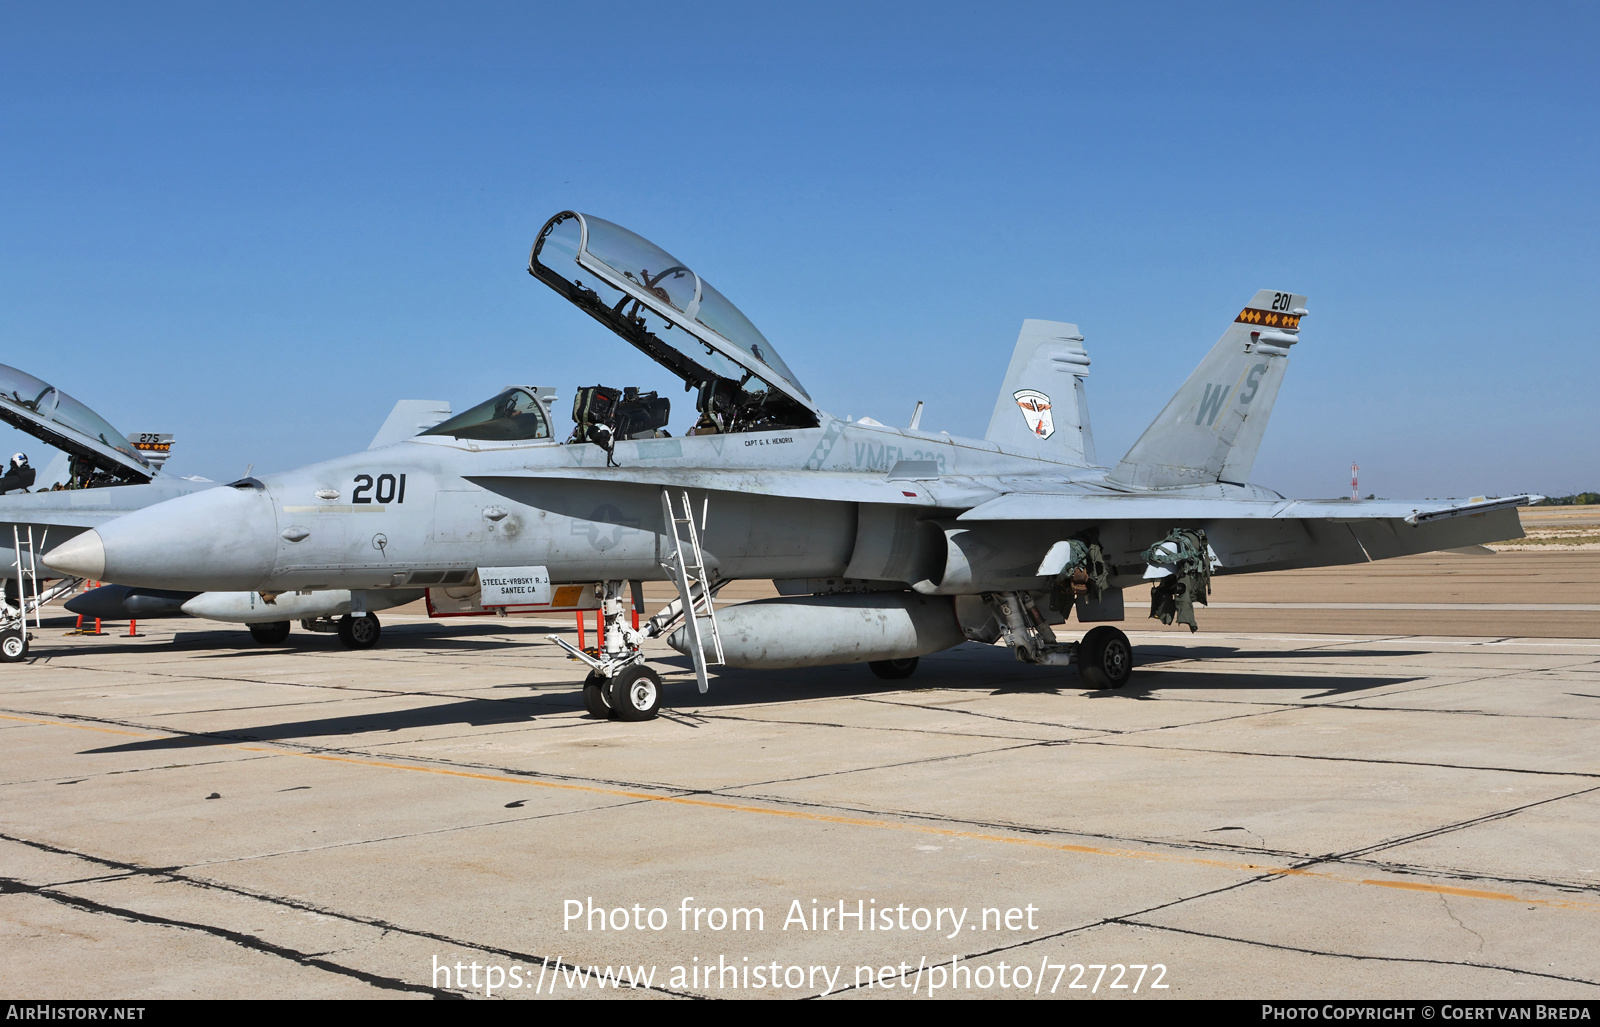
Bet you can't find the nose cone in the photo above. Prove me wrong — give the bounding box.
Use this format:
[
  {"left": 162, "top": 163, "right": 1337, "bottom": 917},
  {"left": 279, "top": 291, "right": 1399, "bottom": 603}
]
[
  {"left": 42, "top": 530, "right": 105, "bottom": 580},
  {"left": 51, "top": 483, "right": 281, "bottom": 591}
]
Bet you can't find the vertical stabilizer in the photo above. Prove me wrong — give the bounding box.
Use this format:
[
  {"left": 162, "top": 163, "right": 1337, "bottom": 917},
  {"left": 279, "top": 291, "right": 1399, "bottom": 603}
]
[
  {"left": 1110, "top": 290, "right": 1306, "bottom": 488},
  {"left": 369, "top": 400, "right": 453, "bottom": 450},
  {"left": 985, "top": 319, "right": 1096, "bottom": 464},
  {"left": 126, "top": 433, "right": 175, "bottom": 474}
]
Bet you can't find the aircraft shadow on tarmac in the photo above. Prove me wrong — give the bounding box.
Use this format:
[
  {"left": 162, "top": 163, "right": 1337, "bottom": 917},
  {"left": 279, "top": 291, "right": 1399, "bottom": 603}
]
[
  {"left": 43, "top": 621, "right": 604, "bottom": 660},
  {"left": 652, "top": 644, "right": 1424, "bottom": 704},
  {"left": 77, "top": 638, "right": 1422, "bottom": 756}
]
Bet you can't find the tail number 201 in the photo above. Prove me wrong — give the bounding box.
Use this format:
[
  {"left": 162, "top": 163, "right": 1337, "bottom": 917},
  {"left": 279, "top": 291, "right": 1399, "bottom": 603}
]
[{"left": 352, "top": 473, "right": 407, "bottom": 504}]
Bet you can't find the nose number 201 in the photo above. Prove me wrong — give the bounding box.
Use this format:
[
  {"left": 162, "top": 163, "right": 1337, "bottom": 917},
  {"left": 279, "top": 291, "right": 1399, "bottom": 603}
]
[{"left": 352, "top": 473, "right": 407, "bottom": 504}]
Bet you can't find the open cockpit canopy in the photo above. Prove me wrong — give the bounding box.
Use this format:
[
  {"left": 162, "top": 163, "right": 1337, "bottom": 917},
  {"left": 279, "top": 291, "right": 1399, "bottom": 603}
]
[
  {"left": 529, "top": 212, "right": 817, "bottom": 433},
  {"left": 0, "top": 363, "right": 151, "bottom": 483}
]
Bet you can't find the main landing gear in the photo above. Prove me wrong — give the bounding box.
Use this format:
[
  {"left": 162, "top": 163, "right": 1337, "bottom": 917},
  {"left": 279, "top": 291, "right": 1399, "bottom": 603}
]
[
  {"left": 1077, "top": 625, "right": 1133, "bottom": 689},
  {"left": 985, "top": 591, "right": 1133, "bottom": 689}
]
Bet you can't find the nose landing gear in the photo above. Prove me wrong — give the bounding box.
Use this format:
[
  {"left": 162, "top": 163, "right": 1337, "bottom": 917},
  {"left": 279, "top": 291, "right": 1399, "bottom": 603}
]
[
  {"left": 556, "top": 581, "right": 661, "bottom": 720},
  {"left": 608, "top": 664, "right": 662, "bottom": 721}
]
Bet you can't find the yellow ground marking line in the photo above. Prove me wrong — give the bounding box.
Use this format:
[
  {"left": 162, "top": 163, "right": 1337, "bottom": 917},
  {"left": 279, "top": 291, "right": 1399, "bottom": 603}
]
[
  {"left": 0, "top": 713, "right": 152, "bottom": 738},
  {"left": 15, "top": 712, "right": 1600, "bottom": 914}
]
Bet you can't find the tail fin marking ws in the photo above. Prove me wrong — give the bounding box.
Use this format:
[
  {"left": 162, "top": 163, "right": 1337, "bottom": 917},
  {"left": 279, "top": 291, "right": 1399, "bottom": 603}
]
[{"left": 1109, "top": 290, "right": 1306, "bottom": 489}]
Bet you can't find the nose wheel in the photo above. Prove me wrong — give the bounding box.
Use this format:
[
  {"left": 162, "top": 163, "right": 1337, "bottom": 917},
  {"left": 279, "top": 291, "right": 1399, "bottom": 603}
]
[
  {"left": 582, "top": 671, "right": 612, "bottom": 718},
  {"left": 608, "top": 664, "right": 662, "bottom": 721},
  {"left": 0, "top": 628, "right": 29, "bottom": 662},
  {"left": 581, "top": 665, "right": 662, "bottom": 720}
]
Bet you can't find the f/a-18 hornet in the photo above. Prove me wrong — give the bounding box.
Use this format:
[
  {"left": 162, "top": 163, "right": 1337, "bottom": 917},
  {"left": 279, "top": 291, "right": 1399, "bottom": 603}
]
[{"left": 43, "top": 211, "right": 1532, "bottom": 719}]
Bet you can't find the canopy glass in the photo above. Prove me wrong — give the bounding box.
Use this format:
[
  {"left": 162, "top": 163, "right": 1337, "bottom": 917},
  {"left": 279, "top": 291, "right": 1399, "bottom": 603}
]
[
  {"left": 0, "top": 363, "right": 150, "bottom": 480},
  {"left": 531, "top": 212, "right": 810, "bottom": 404}
]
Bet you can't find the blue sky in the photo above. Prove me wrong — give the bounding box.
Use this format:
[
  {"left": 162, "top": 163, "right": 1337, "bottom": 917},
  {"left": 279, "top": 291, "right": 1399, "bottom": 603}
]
[{"left": 2, "top": 2, "right": 1595, "bottom": 498}]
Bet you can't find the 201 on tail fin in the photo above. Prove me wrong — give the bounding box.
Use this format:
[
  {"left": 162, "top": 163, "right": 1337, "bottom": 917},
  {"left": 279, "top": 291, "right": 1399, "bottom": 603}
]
[
  {"left": 985, "top": 319, "right": 1096, "bottom": 464},
  {"left": 1109, "top": 290, "right": 1306, "bottom": 489}
]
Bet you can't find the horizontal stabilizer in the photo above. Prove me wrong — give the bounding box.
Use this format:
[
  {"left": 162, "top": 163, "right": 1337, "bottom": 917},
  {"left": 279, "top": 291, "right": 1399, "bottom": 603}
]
[{"left": 985, "top": 320, "right": 1095, "bottom": 464}]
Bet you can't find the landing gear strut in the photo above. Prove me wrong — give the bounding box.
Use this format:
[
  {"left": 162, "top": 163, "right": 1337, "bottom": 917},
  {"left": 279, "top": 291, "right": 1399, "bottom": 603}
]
[
  {"left": 554, "top": 580, "right": 656, "bottom": 719},
  {"left": 985, "top": 591, "right": 1134, "bottom": 689}
]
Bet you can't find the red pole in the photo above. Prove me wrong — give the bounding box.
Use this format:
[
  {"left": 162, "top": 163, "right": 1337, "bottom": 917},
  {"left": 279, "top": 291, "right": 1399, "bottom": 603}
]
[
  {"left": 123, "top": 619, "right": 139, "bottom": 638},
  {"left": 94, "top": 617, "right": 102, "bottom": 635},
  {"left": 596, "top": 609, "right": 604, "bottom": 648},
  {"left": 575, "top": 611, "right": 585, "bottom": 650}
]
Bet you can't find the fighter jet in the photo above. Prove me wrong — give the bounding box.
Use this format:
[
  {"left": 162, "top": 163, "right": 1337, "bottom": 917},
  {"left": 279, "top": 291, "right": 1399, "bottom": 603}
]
[
  {"left": 42, "top": 210, "right": 1534, "bottom": 718},
  {"left": 0, "top": 361, "right": 216, "bottom": 658},
  {"left": 0, "top": 367, "right": 453, "bottom": 658}
]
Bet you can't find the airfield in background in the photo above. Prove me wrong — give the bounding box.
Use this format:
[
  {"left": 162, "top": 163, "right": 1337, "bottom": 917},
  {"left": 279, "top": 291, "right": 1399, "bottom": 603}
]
[{"left": 1, "top": 509, "right": 1595, "bottom": 999}]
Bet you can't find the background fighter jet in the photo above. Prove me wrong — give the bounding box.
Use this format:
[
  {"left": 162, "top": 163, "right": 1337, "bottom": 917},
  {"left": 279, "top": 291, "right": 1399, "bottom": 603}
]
[
  {"left": 0, "top": 368, "right": 453, "bottom": 659},
  {"left": 0, "top": 361, "right": 211, "bottom": 659},
  {"left": 43, "top": 211, "right": 1533, "bottom": 718}
]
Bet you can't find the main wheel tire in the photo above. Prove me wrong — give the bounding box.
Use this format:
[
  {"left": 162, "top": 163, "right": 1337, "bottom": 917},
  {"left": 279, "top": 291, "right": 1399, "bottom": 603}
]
[
  {"left": 607, "top": 664, "right": 662, "bottom": 721},
  {"left": 337, "top": 613, "right": 382, "bottom": 650},
  {"left": 249, "top": 621, "right": 291, "bottom": 646},
  {"left": 868, "top": 657, "right": 919, "bottom": 680},
  {"left": 0, "top": 629, "right": 28, "bottom": 662},
  {"left": 1078, "top": 625, "right": 1133, "bottom": 689},
  {"left": 582, "top": 671, "right": 614, "bottom": 718}
]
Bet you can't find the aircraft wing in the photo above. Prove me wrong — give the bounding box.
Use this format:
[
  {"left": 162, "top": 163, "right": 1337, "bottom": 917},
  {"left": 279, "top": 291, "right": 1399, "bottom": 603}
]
[
  {"left": 958, "top": 492, "right": 1537, "bottom": 565},
  {"left": 958, "top": 493, "right": 1537, "bottom": 525},
  {"left": 469, "top": 467, "right": 1003, "bottom": 507}
]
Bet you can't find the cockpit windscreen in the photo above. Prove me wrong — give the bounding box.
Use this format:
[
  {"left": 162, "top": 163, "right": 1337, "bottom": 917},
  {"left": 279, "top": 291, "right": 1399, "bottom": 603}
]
[{"left": 420, "top": 388, "right": 551, "bottom": 442}]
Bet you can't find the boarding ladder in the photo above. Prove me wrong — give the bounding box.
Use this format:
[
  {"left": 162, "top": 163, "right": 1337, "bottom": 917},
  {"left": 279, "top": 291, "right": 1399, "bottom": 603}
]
[
  {"left": 5, "top": 526, "right": 84, "bottom": 638},
  {"left": 660, "top": 488, "right": 724, "bottom": 693}
]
